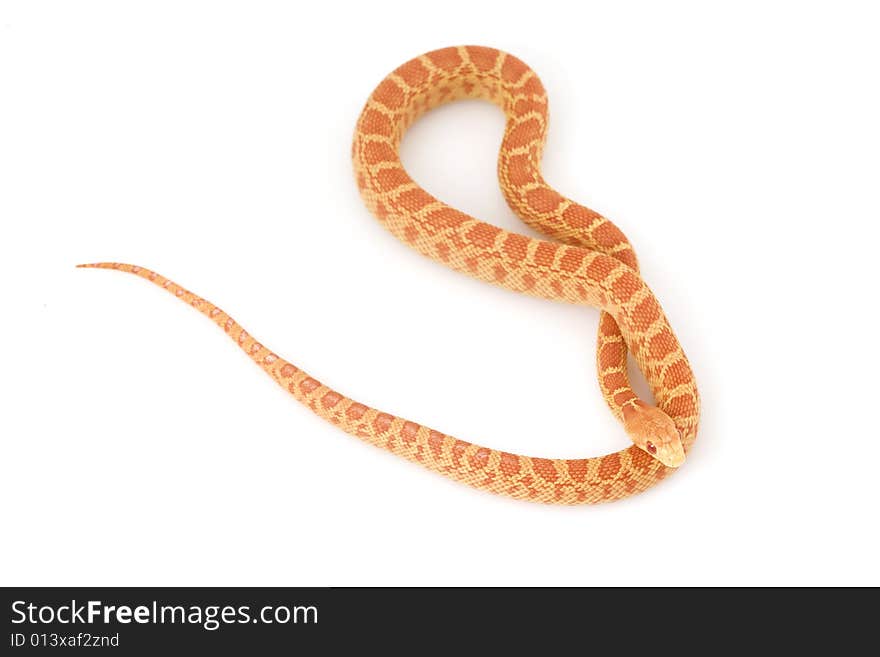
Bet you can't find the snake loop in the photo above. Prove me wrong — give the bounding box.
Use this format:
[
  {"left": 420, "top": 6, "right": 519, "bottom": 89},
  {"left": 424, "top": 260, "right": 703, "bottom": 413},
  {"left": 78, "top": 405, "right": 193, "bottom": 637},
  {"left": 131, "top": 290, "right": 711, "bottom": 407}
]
[{"left": 81, "top": 46, "right": 699, "bottom": 503}]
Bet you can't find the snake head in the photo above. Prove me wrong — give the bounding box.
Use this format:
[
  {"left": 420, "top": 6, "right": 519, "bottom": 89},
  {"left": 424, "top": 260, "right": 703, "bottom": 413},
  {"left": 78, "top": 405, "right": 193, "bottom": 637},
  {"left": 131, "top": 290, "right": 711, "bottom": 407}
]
[{"left": 622, "top": 400, "right": 685, "bottom": 468}]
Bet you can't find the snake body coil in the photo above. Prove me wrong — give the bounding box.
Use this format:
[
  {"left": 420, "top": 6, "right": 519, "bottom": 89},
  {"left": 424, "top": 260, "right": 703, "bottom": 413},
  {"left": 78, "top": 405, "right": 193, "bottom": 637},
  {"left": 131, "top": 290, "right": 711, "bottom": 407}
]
[{"left": 82, "top": 46, "right": 700, "bottom": 504}]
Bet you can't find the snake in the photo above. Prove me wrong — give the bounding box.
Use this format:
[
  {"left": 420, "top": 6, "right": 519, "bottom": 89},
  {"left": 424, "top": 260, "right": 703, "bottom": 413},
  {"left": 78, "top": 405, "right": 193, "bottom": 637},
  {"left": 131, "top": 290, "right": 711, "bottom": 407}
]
[{"left": 80, "top": 46, "right": 700, "bottom": 504}]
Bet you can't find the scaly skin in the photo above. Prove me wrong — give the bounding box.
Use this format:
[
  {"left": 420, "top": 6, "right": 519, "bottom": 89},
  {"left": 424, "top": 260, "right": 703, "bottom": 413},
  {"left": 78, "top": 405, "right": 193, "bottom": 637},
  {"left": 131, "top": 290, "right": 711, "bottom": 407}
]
[{"left": 81, "top": 46, "right": 699, "bottom": 504}]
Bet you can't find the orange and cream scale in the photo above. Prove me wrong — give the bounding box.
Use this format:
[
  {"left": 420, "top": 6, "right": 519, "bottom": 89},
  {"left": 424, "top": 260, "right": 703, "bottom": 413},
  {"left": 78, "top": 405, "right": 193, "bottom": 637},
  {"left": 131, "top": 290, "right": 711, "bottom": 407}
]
[{"left": 81, "top": 46, "right": 700, "bottom": 504}]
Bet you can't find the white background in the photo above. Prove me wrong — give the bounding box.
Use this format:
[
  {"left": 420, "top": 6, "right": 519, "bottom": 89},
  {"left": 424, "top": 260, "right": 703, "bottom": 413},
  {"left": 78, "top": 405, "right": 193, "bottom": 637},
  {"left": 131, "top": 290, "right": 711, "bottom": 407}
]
[{"left": 2, "top": 1, "right": 878, "bottom": 586}]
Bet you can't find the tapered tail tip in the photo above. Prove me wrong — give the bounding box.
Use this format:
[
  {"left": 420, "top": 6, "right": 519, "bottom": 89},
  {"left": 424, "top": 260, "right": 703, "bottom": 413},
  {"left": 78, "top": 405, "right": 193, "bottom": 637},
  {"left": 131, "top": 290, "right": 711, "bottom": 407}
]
[{"left": 77, "top": 262, "right": 113, "bottom": 269}]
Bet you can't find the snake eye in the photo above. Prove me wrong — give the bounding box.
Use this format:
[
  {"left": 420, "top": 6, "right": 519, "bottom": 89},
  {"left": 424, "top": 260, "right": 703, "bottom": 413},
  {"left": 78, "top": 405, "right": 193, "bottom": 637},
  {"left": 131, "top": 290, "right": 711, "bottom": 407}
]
[{"left": 646, "top": 441, "right": 657, "bottom": 455}]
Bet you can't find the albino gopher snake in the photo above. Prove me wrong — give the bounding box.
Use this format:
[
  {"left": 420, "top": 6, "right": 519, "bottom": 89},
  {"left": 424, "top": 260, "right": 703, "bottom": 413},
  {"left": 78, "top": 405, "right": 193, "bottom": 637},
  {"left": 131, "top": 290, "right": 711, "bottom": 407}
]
[{"left": 81, "top": 46, "right": 700, "bottom": 504}]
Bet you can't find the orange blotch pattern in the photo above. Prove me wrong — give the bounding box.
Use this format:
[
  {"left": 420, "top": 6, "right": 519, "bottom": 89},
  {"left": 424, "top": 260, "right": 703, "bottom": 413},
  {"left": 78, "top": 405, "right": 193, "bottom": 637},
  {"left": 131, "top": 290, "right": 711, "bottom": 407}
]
[
  {"left": 359, "top": 109, "right": 394, "bottom": 137},
  {"left": 532, "top": 458, "right": 558, "bottom": 482},
  {"left": 562, "top": 204, "right": 600, "bottom": 231},
  {"left": 300, "top": 378, "right": 321, "bottom": 394},
  {"left": 599, "top": 341, "right": 625, "bottom": 370},
  {"left": 401, "top": 421, "right": 420, "bottom": 443},
  {"left": 322, "top": 392, "right": 342, "bottom": 409},
  {"left": 648, "top": 328, "right": 677, "bottom": 361},
  {"left": 346, "top": 403, "right": 367, "bottom": 420},
  {"left": 533, "top": 241, "right": 558, "bottom": 268},
  {"left": 630, "top": 447, "right": 656, "bottom": 474},
  {"left": 567, "top": 460, "right": 589, "bottom": 483},
  {"left": 631, "top": 296, "right": 661, "bottom": 330},
  {"left": 465, "top": 46, "right": 499, "bottom": 72},
  {"left": 451, "top": 440, "right": 469, "bottom": 468},
  {"left": 427, "top": 430, "right": 445, "bottom": 459},
  {"left": 397, "top": 188, "right": 435, "bottom": 212},
  {"left": 506, "top": 118, "right": 542, "bottom": 149},
  {"left": 610, "top": 271, "right": 642, "bottom": 304},
  {"left": 664, "top": 393, "right": 697, "bottom": 419},
  {"left": 469, "top": 447, "right": 491, "bottom": 470},
  {"left": 375, "top": 167, "right": 411, "bottom": 191},
  {"left": 501, "top": 55, "right": 528, "bottom": 83},
  {"left": 513, "top": 98, "right": 547, "bottom": 116},
  {"left": 374, "top": 413, "right": 394, "bottom": 434},
  {"left": 426, "top": 47, "right": 462, "bottom": 72},
  {"left": 373, "top": 78, "right": 405, "bottom": 110},
  {"left": 363, "top": 141, "right": 396, "bottom": 166},
  {"left": 395, "top": 59, "right": 429, "bottom": 87},
  {"left": 525, "top": 188, "right": 563, "bottom": 214},
  {"left": 603, "top": 371, "right": 628, "bottom": 392},
  {"left": 663, "top": 360, "right": 691, "bottom": 389},
  {"left": 598, "top": 453, "right": 622, "bottom": 479},
  {"left": 586, "top": 256, "right": 617, "bottom": 283},
  {"left": 505, "top": 154, "right": 536, "bottom": 186},
  {"left": 558, "top": 247, "right": 586, "bottom": 273},
  {"left": 521, "top": 76, "right": 545, "bottom": 97},
  {"left": 499, "top": 452, "right": 521, "bottom": 476},
  {"left": 424, "top": 207, "right": 467, "bottom": 232},
  {"left": 592, "top": 221, "right": 626, "bottom": 248},
  {"left": 501, "top": 233, "right": 529, "bottom": 261},
  {"left": 467, "top": 223, "right": 502, "bottom": 249}
]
